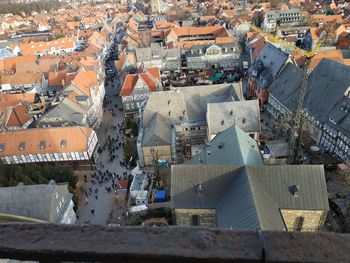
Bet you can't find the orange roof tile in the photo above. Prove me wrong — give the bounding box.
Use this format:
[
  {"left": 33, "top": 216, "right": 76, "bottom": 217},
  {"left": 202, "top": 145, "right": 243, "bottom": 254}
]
[
  {"left": 71, "top": 69, "right": 98, "bottom": 96},
  {"left": 2, "top": 56, "right": 37, "bottom": 72},
  {"left": 48, "top": 71, "right": 66, "bottom": 87},
  {"left": 0, "top": 126, "right": 94, "bottom": 157},
  {"left": 5, "top": 104, "right": 31, "bottom": 127},
  {"left": 119, "top": 74, "right": 138, "bottom": 96},
  {"left": 308, "top": 50, "right": 344, "bottom": 70},
  {"left": 13, "top": 37, "right": 76, "bottom": 56},
  {"left": 0, "top": 72, "right": 43, "bottom": 85},
  {"left": 0, "top": 93, "right": 37, "bottom": 109}
]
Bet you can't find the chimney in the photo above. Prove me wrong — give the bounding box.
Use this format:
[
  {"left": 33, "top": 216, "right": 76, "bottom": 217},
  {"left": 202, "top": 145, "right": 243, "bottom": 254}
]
[
  {"left": 289, "top": 184, "right": 299, "bottom": 197},
  {"left": 196, "top": 184, "right": 203, "bottom": 196}
]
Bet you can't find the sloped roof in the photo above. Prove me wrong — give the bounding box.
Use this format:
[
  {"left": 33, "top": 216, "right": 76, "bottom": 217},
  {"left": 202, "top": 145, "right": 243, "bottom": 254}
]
[
  {"left": 0, "top": 126, "right": 94, "bottom": 157},
  {"left": 304, "top": 59, "right": 350, "bottom": 137},
  {"left": 255, "top": 43, "right": 289, "bottom": 78},
  {"left": 0, "top": 182, "right": 73, "bottom": 223},
  {"left": 171, "top": 164, "right": 328, "bottom": 230},
  {"left": 207, "top": 100, "right": 261, "bottom": 137},
  {"left": 142, "top": 113, "right": 172, "bottom": 147},
  {"left": 268, "top": 62, "right": 303, "bottom": 111},
  {"left": 119, "top": 67, "right": 160, "bottom": 96},
  {"left": 5, "top": 104, "right": 31, "bottom": 127},
  {"left": 142, "top": 83, "right": 243, "bottom": 127},
  {"left": 186, "top": 125, "right": 264, "bottom": 166},
  {"left": 70, "top": 69, "right": 98, "bottom": 96}
]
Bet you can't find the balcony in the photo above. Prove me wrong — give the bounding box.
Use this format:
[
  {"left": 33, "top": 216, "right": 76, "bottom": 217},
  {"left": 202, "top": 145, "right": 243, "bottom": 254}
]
[{"left": 0, "top": 224, "right": 349, "bottom": 262}]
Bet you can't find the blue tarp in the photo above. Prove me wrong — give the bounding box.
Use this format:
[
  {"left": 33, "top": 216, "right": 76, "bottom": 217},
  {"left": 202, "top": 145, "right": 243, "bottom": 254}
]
[{"left": 155, "top": 190, "right": 166, "bottom": 203}]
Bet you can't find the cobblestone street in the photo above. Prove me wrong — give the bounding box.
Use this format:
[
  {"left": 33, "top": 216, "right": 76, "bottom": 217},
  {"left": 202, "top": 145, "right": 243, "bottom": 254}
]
[{"left": 76, "top": 52, "right": 128, "bottom": 225}]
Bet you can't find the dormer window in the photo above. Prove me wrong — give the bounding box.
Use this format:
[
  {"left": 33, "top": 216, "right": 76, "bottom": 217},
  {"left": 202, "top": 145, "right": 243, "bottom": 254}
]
[
  {"left": 19, "top": 142, "right": 25, "bottom": 151},
  {"left": 60, "top": 139, "right": 67, "bottom": 148},
  {"left": 39, "top": 140, "right": 46, "bottom": 149}
]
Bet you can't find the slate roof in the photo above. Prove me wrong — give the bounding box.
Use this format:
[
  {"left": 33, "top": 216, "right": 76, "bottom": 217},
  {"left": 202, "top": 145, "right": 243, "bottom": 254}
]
[
  {"left": 186, "top": 125, "right": 264, "bottom": 166},
  {"left": 251, "top": 43, "right": 289, "bottom": 79},
  {"left": 142, "top": 113, "right": 172, "bottom": 147},
  {"left": 268, "top": 62, "right": 303, "bottom": 111},
  {"left": 142, "top": 83, "right": 243, "bottom": 127},
  {"left": 171, "top": 164, "right": 328, "bottom": 230},
  {"left": 0, "top": 181, "right": 73, "bottom": 223},
  {"left": 207, "top": 100, "right": 261, "bottom": 137},
  {"left": 303, "top": 59, "right": 350, "bottom": 138}
]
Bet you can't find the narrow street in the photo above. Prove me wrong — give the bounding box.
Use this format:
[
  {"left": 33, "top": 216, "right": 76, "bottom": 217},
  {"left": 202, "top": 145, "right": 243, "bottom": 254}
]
[{"left": 76, "top": 39, "right": 128, "bottom": 225}]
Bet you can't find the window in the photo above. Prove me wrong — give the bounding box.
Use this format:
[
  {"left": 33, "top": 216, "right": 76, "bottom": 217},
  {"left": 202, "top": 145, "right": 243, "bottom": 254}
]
[
  {"left": 192, "top": 215, "right": 200, "bottom": 226},
  {"left": 39, "top": 140, "right": 46, "bottom": 149},
  {"left": 19, "top": 142, "right": 25, "bottom": 151},
  {"left": 0, "top": 143, "right": 4, "bottom": 153},
  {"left": 60, "top": 139, "right": 67, "bottom": 148},
  {"left": 293, "top": 216, "right": 304, "bottom": 231}
]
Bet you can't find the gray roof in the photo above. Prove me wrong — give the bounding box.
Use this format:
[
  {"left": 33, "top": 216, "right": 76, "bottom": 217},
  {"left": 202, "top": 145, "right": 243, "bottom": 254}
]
[
  {"left": 0, "top": 181, "right": 73, "bottom": 223},
  {"left": 186, "top": 125, "right": 264, "bottom": 166},
  {"left": 246, "top": 165, "right": 329, "bottom": 210},
  {"left": 255, "top": 43, "right": 289, "bottom": 78},
  {"left": 142, "top": 83, "right": 243, "bottom": 127},
  {"left": 171, "top": 164, "right": 328, "bottom": 230},
  {"left": 142, "top": 113, "right": 172, "bottom": 147},
  {"left": 135, "top": 43, "right": 180, "bottom": 62},
  {"left": 0, "top": 48, "right": 15, "bottom": 59},
  {"left": 303, "top": 59, "right": 350, "bottom": 137},
  {"left": 268, "top": 62, "right": 303, "bottom": 111},
  {"left": 207, "top": 100, "right": 261, "bottom": 137}
]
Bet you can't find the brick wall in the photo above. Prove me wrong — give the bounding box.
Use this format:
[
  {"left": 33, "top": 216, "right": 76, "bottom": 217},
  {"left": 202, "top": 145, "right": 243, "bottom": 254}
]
[
  {"left": 175, "top": 209, "right": 216, "bottom": 227},
  {"left": 280, "top": 209, "right": 328, "bottom": 232}
]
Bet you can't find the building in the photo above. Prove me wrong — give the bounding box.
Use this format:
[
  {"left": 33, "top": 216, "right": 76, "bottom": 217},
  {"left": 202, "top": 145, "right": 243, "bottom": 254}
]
[
  {"left": 134, "top": 43, "right": 181, "bottom": 71},
  {"left": 137, "top": 83, "right": 244, "bottom": 166},
  {"left": 267, "top": 59, "right": 350, "bottom": 164},
  {"left": 185, "top": 43, "right": 241, "bottom": 70},
  {"left": 120, "top": 67, "right": 162, "bottom": 115},
  {"left": 0, "top": 126, "right": 98, "bottom": 166},
  {"left": 0, "top": 93, "right": 46, "bottom": 130},
  {"left": 129, "top": 173, "right": 152, "bottom": 205},
  {"left": 0, "top": 181, "right": 76, "bottom": 224},
  {"left": 206, "top": 100, "right": 261, "bottom": 142},
  {"left": 248, "top": 43, "right": 290, "bottom": 107},
  {"left": 36, "top": 69, "right": 105, "bottom": 129},
  {"left": 185, "top": 125, "right": 264, "bottom": 166},
  {"left": 165, "top": 26, "right": 234, "bottom": 50},
  {"left": 0, "top": 72, "right": 47, "bottom": 94},
  {"left": 172, "top": 164, "right": 329, "bottom": 231},
  {"left": 11, "top": 37, "right": 79, "bottom": 56},
  {"left": 263, "top": 9, "right": 301, "bottom": 33}
]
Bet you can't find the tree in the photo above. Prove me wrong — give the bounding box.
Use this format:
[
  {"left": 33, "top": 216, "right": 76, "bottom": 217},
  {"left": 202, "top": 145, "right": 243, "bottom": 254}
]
[{"left": 73, "top": 16, "right": 80, "bottom": 22}]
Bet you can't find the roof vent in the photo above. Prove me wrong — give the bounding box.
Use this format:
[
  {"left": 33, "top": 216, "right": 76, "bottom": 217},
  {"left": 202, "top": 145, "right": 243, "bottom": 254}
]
[
  {"left": 218, "top": 143, "right": 224, "bottom": 149},
  {"left": 289, "top": 184, "right": 299, "bottom": 197},
  {"left": 230, "top": 110, "right": 233, "bottom": 116},
  {"left": 221, "top": 120, "right": 225, "bottom": 125},
  {"left": 196, "top": 184, "right": 204, "bottom": 196},
  {"left": 183, "top": 110, "right": 186, "bottom": 115},
  {"left": 168, "top": 111, "right": 172, "bottom": 116},
  {"left": 168, "top": 100, "right": 171, "bottom": 106},
  {"left": 39, "top": 140, "right": 46, "bottom": 149},
  {"left": 242, "top": 118, "right": 246, "bottom": 124},
  {"left": 60, "top": 139, "right": 67, "bottom": 148},
  {"left": 207, "top": 151, "right": 211, "bottom": 155},
  {"left": 19, "top": 142, "right": 25, "bottom": 151}
]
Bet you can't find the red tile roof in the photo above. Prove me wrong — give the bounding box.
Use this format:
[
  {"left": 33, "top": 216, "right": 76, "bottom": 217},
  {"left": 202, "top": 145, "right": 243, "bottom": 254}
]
[{"left": 119, "top": 67, "right": 160, "bottom": 96}]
